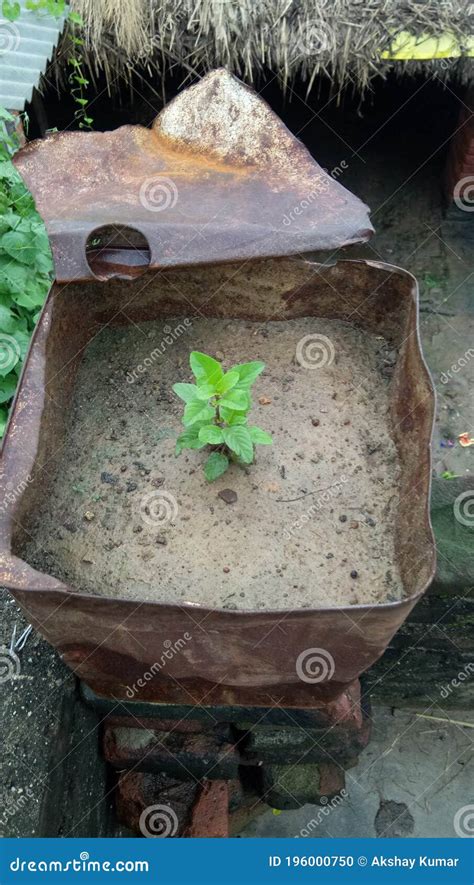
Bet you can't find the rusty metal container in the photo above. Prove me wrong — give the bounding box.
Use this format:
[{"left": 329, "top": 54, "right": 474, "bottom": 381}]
[{"left": 0, "top": 70, "right": 435, "bottom": 707}]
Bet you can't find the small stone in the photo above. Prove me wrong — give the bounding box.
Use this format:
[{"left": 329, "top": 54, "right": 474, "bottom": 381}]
[
  {"left": 343, "top": 419, "right": 351, "bottom": 425},
  {"left": 84, "top": 511, "right": 95, "bottom": 521},
  {"left": 326, "top": 553, "right": 334, "bottom": 559},
  {"left": 156, "top": 535, "right": 167, "bottom": 546},
  {"left": 366, "top": 516, "right": 376, "bottom": 527},
  {"left": 101, "top": 472, "right": 118, "bottom": 485},
  {"left": 258, "top": 395, "right": 272, "bottom": 405},
  {"left": 223, "top": 566, "right": 230, "bottom": 573},
  {"left": 295, "top": 451, "right": 305, "bottom": 460},
  {"left": 350, "top": 520, "right": 359, "bottom": 529},
  {"left": 126, "top": 481, "right": 138, "bottom": 492},
  {"left": 82, "top": 556, "right": 94, "bottom": 564},
  {"left": 311, "top": 417, "right": 320, "bottom": 427},
  {"left": 151, "top": 477, "right": 165, "bottom": 488},
  {"left": 339, "top": 514, "right": 347, "bottom": 523},
  {"left": 266, "top": 482, "right": 280, "bottom": 493},
  {"left": 218, "top": 489, "right": 238, "bottom": 505},
  {"left": 350, "top": 570, "right": 358, "bottom": 579}
]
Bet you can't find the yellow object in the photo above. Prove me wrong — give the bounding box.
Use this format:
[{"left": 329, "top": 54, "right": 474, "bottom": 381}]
[{"left": 381, "top": 31, "right": 474, "bottom": 60}]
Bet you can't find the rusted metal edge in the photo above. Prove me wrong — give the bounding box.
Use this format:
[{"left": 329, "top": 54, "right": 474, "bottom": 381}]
[{"left": 13, "top": 69, "right": 373, "bottom": 282}]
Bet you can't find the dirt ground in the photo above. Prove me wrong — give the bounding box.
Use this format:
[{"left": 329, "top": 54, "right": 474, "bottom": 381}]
[{"left": 19, "top": 317, "right": 402, "bottom": 610}]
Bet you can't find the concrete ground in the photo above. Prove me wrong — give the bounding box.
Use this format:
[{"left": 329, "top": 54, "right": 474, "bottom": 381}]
[
  {"left": 242, "top": 707, "right": 473, "bottom": 838},
  {"left": 1, "top": 74, "right": 473, "bottom": 838}
]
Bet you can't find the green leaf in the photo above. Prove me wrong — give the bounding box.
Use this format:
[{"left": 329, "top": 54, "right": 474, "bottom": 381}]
[
  {"left": 182, "top": 401, "right": 216, "bottom": 427},
  {"left": 0, "top": 373, "right": 17, "bottom": 403},
  {"left": 204, "top": 451, "right": 229, "bottom": 482},
  {"left": 249, "top": 426, "right": 273, "bottom": 445},
  {"left": 2, "top": 0, "right": 21, "bottom": 21},
  {"left": 219, "top": 388, "right": 249, "bottom": 411},
  {"left": 68, "top": 10, "right": 84, "bottom": 24},
  {"left": 190, "top": 351, "right": 223, "bottom": 385},
  {"left": 0, "top": 406, "right": 8, "bottom": 438},
  {"left": 233, "top": 361, "right": 265, "bottom": 388},
  {"left": 0, "top": 108, "right": 15, "bottom": 123},
  {"left": 223, "top": 426, "right": 254, "bottom": 463},
  {"left": 198, "top": 424, "right": 224, "bottom": 445},
  {"left": 12, "top": 328, "right": 30, "bottom": 359},
  {"left": 175, "top": 426, "right": 207, "bottom": 455},
  {"left": 195, "top": 381, "right": 217, "bottom": 399},
  {"left": 1, "top": 230, "right": 37, "bottom": 265},
  {"left": 219, "top": 406, "right": 247, "bottom": 425},
  {"left": 216, "top": 370, "right": 239, "bottom": 394},
  {"left": 172, "top": 382, "right": 199, "bottom": 403},
  {"left": 0, "top": 304, "right": 16, "bottom": 334}
]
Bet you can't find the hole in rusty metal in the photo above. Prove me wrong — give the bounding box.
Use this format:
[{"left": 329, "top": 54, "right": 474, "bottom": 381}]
[{"left": 85, "top": 225, "right": 151, "bottom": 280}]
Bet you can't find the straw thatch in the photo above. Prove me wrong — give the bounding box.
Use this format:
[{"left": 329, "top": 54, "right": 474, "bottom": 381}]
[{"left": 59, "top": 0, "right": 474, "bottom": 95}]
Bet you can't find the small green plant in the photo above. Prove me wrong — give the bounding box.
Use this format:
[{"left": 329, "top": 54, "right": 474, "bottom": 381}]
[{"left": 173, "top": 352, "right": 273, "bottom": 481}]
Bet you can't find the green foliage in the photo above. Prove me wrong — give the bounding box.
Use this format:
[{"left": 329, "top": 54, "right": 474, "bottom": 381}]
[
  {"left": 0, "top": 111, "right": 54, "bottom": 437},
  {"left": 173, "top": 351, "right": 272, "bottom": 481},
  {"left": 2, "top": 1, "right": 92, "bottom": 130},
  {"left": 0, "top": 1, "right": 91, "bottom": 437}
]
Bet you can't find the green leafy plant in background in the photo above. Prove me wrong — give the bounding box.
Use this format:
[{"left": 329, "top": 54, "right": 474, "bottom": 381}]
[
  {"left": 0, "top": 1, "right": 91, "bottom": 438},
  {"left": 173, "top": 352, "right": 273, "bottom": 481},
  {"left": 0, "top": 110, "right": 54, "bottom": 437},
  {"left": 2, "top": 1, "right": 92, "bottom": 130}
]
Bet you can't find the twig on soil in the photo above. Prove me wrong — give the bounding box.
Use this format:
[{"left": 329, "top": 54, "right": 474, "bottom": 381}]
[{"left": 277, "top": 484, "right": 340, "bottom": 503}]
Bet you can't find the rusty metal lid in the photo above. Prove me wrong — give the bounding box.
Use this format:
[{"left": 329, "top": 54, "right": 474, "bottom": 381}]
[{"left": 14, "top": 69, "right": 373, "bottom": 282}]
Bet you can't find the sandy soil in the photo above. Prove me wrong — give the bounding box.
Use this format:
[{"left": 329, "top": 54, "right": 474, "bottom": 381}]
[{"left": 21, "top": 317, "right": 403, "bottom": 609}]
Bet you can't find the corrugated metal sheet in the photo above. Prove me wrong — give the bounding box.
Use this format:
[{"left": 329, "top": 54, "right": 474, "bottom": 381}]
[{"left": 0, "top": 0, "right": 66, "bottom": 110}]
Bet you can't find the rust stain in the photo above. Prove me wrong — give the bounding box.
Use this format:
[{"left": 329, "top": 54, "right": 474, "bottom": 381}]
[{"left": 14, "top": 69, "right": 372, "bottom": 283}]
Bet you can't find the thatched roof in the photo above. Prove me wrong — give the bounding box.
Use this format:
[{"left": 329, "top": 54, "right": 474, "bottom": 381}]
[{"left": 61, "top": 0, "right": 474, "bottom": 95}]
